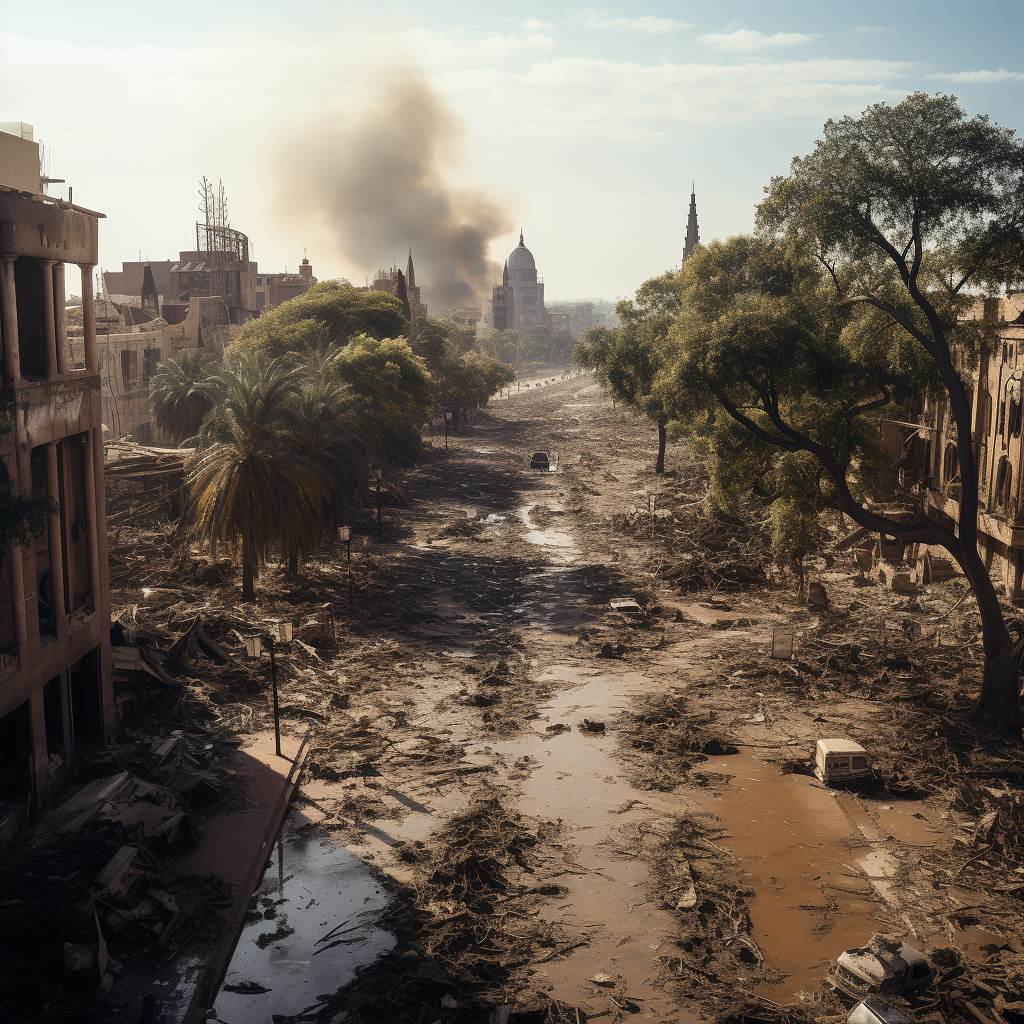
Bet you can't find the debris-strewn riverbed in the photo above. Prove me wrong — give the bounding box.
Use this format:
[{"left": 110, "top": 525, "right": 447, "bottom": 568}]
[{"left": 9, "top": 369, "right": 1024, "bottom": 1024}]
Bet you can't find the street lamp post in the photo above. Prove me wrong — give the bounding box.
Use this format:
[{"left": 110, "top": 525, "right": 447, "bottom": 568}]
[{"left": 338, "top": 526, "right": 353, "bottom": 609}]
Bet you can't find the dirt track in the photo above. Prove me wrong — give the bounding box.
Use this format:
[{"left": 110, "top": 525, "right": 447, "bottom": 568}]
[{"left": 111, "top": 371, "right": 1024, "bottom": 1023}]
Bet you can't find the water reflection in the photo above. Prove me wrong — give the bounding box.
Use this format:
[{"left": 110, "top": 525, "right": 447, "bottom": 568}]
[{"left": 214, "top": 816, "right": 395, "bottom": 1023}]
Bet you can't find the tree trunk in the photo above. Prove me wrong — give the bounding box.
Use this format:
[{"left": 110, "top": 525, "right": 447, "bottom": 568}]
[
  {"left": 954, "top": 537, "right": 1023, "bottom": 727},
  {"left": 790, "top": 553, "right": 805, "bottom": 603},
  {"left": 241, "top": 535, "right": 254, "bottom": 602},
  {"left": 655, "top": 422, "right": 667, "bottom": 474},
  {"left": 288, "top": 546, "right": 298, "bottom": 577}
]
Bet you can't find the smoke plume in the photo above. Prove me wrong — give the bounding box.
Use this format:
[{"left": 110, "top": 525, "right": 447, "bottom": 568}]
[{"left": 274, "top": 73, "right": 513, "bottom": 310}]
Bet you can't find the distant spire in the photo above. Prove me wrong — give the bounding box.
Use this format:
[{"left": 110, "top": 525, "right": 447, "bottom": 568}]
[
  {"left": 395, "top": 269, "right": 411, "bottom": 321},
  {"left": 406, "top": 247, "right": 416, "bottom": 288},
  {"left": 519, "top": 229, "right": 524, "bottom": 246},
  {"left": 502, "top": 260, "right": 509, "bottom": 289},
  {"left": 683, "top": 185, "right": 700, "bottom": 263}
]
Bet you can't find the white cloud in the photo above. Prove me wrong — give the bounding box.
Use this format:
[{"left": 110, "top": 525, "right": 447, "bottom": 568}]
[
  {"left": 439, "top": 57, "right": 915, "bottom": 138},
  {"left": 854, "top": 25, "right": 888, "bottom": 33},
  {"left": 520, "top": 17, "right": 554, "bottom": 31},
  {"left": 927, "top": 68, "right": 1024, "bottom": 83},
  {"left": 579, "top": 10, "right": 693, "bottom": 33},
  {"left": 699, "top": 29, "right": 816, "bottom": 51}
]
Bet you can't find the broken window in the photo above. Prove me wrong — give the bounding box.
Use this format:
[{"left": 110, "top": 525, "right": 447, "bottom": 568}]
[
  {"left": 996, "top": 456, "right": 1013, "bottom": 510},
  {"left": 121, "top": 350, "right": 138, "bottom": 389},
  {"left": 70, "top": 647, "right": 103, "bottom": 747},
  {"left": 142, "top": 348, "right": 160, "bottom": 385},
  {"left": 0, "top": 700, "right": 32, "bottom": 804}
]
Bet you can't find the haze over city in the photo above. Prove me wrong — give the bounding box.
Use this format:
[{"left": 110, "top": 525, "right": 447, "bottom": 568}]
[{"left": 3, "top": 0, "right": 1022, "bottom": 302}]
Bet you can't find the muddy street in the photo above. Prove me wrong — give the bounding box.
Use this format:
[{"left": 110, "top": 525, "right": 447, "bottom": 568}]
[{"left": 104, "top": 371, "right": 1024, "bottom": 1023}]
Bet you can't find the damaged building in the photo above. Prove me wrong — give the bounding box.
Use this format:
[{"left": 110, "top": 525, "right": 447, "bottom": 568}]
[
  {"left": 0, "top": 123, "right": 113, "bottom": 833},
  {"left": 884, "top": 293, "right": 1024, "bottom": 597}
]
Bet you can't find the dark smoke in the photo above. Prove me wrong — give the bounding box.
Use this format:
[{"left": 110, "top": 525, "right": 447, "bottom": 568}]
[{"left": 274, "top": 73, "right": 513, "bottom": 310}]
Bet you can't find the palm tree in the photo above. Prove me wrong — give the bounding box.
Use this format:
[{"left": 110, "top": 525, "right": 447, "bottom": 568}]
[
  {"left": 186, "top": 352, "right": 326, "bottom": 601},
  {"left": 279, "top": 352, "right": 368, "bottom": 574},
  {"left": 149, "top": 350, "right": 218, "bottom": 444}
]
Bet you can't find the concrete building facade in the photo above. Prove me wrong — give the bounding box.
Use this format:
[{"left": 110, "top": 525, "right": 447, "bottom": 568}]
[
  {"left": 0, "top": 127, "right": 113, "bottom": 832},
  {"left": 885, "top": 294, "right": 1024, "bottom": 598}
]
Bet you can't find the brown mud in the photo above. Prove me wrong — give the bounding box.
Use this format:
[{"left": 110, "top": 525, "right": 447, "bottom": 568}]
[{"left": 99, "top": 371, "right": 1024, "bottom": 1023}]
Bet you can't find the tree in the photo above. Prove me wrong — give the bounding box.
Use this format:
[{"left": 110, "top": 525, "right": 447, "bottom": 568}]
[
  {"left": 333, "top": 336, "right": 434, "bottom": 459},
  {"left": 149, "top": 350, "right": 217, "bottom": 444},
  {"left": 668, "top": 93, "right": 1024, "bottom": 726},
  {"left": 409, "top": 319, "right": 513, "bottom": 430},
  {"left": 186, "top": 352, "right": 327, "bottom": 601},
  {"left": 235, "top": 281, "right": 409, "bottom": 360},
  {"left": 575, "top": 273, "right": 683, "bottom": 473}
]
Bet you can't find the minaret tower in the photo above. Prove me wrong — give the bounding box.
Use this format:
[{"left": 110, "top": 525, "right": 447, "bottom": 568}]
[
  {"left": 683, "top": 183, "right": 700, "bottom": 263},
  {"left": 406, "top": 248, "right": 416, "bottom": 289}
]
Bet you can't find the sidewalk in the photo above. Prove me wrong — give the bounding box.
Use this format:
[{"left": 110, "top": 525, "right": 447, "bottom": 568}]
[{"left": 110, "top": 730, "right": 306, "bottom": 1023}]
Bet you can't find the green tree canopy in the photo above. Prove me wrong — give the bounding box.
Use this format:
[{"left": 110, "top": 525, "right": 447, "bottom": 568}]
[
  {"left": 574, "top": 273, "right": 684, "bottom": 473},
  {"left": 235, "top": 281, "right": 409, "bottom": 359},
  {"left": 333, "top": 336, "right": 434, "bottom": 458}
]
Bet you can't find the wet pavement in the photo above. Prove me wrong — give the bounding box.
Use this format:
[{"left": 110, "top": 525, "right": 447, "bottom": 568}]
[{"left": 214, "top": 814, "right": 395, "bottom": 1024}]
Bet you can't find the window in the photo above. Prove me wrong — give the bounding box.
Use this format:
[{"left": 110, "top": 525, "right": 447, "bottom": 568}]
[
  {"left": 120, "top": 350, "right": 138, "bottom": 389},
  {"left": 142, "top": 348, "right": 160, "bottom": 385},
  {"left": 999, "top": 400, "right": 1007, "bottom": 436},
  {"left": 943, "top": 443, "right": 959, "bottom": 485},
  {"left": 996, "top": 456, "right": 1013, "bottom": 509},
  {"left": 852, "top": 756, "right": 869, "bottom": 770}
]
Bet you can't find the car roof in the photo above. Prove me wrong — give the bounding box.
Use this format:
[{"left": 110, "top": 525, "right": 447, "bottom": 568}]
[{"left": 818, "top": 738, "right": 868, "bottom": 755}]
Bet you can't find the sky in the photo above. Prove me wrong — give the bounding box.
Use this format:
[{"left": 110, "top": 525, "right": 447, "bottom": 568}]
[{"left": 2, "top": 0, "right": 1023, "bottom": 306}]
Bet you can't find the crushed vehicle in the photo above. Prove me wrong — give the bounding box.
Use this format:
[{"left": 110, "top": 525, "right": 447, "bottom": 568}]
[
  {"left": 529, "top": 451, "right": 550, "bottom": 470},
  {"left": 827, "top": 936, "right": 935, "bottom": 1001},
  {"left": 815, "top": 738, "right": 872, "bottom": 784},
  {"left": 848, "top": 997, "right": 916, "bottom": 1024}
]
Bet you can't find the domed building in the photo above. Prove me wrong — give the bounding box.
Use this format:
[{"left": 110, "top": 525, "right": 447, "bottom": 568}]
[{"left": 479, "top": 231, "right": 551, "bottom": 333}]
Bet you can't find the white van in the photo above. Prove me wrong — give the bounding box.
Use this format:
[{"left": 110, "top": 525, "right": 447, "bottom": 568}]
[{"left": 815, "top": 738, "right": 872, "bottom": 784}]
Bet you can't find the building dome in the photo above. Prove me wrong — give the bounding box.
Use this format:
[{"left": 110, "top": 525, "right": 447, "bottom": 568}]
[{"left": 507, "top": 231, "right": 536, "bottom": 272}]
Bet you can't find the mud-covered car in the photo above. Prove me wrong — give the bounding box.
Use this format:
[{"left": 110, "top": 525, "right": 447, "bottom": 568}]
[
  {"left": 827, "top": 938, "right": 934, "bottom": 1000},
  {"left": 848, "top": 997, "right": 916, "bottom": 1024},
  {"left": 529, "top": 451, "right": 550, "bottom": 470}
]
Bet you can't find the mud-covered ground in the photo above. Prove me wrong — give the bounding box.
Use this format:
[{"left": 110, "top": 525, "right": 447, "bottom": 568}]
[{"left": 108, "top": 370, "right": 1024, "bottom": 1024}]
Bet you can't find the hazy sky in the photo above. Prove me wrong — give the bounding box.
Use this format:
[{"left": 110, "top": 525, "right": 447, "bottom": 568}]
[{"left": 3, "top": 0, "right": 1022, "bottom": 305}]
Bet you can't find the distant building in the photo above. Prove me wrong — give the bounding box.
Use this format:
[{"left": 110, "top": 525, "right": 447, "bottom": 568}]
[
  {"left": 255, "top": 257, "right": 317, "bottom": 313},
  {"left": 480, "top": 231, "right": 551, "bottom": 334},
  {"left": 0, "top": 124, "right": 113, "bottom": 827},
  {"left": 683, "top": 186, "right": 700, "bottom": 263},
  {"left": 371, "top": 250, "right": 426, "bottom": 320}
]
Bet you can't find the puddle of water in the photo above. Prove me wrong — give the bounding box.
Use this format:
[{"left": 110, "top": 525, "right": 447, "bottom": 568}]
[
  {"left": 488, "top": 667, "right": 695, "bottom": 1022},
  {"left": 520, "top": 505, "right": 575, "bottom": 550},
  {"left": 696, "top": 753, "right": 879, "bottom": 999},
  {"left": 871, "top": 801, "right": 947, "bottom": 846},
  {"left": 214, "top": 818, "right": 395, "bottom": 1023}
]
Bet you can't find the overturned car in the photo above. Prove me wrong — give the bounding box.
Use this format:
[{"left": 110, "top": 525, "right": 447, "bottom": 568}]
[{"left": 826, "top": 936, "right": 934, "bottom": 1001}]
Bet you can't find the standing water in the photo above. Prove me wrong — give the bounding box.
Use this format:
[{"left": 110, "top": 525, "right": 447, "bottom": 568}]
[{"left": 213, "top": 815, "right": 395, "bottom": 1023}]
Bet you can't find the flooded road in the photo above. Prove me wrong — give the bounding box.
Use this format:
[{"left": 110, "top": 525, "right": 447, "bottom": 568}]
[
  {"left": 695, "top": 753, "right": 880, "bottom": 998},
  {"left": 214, "top": 816, "right": 395, "bottom": 1024}
]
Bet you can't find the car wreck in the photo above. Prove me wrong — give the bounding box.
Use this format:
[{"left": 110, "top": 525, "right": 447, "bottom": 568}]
[{"left": 827, "top": 936, "right": 935, "bottom": 1000}]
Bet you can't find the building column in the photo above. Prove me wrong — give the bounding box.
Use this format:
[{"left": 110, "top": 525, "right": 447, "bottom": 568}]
[
  {"left": 9, "top": 538, "right": 28, "bottom": 655},
  {"left": 0, "top": 256, "right": 20, "bottom": 384},
  {"left": 40, "top": 259, "right": 58, "bottom": 379},
  {"left": 83, "top": 431, "right": 100, "bottom": 601},
  {"left": 53, "top": 262, "right": 68, "bottom": 374},
  {"left": 79, "top": 264, "right": 97, "bottom": 373},
  {"left": 45, "top": 442, "right": 67, "bottom": 637}
]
